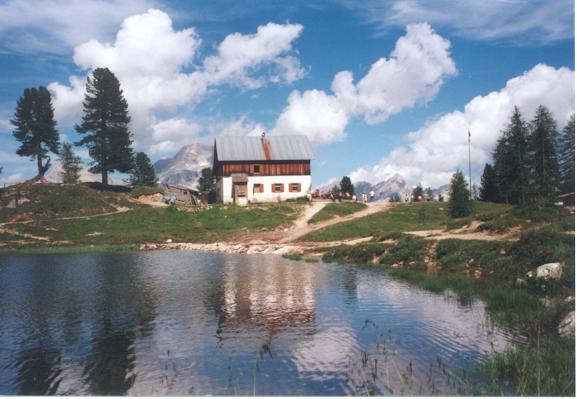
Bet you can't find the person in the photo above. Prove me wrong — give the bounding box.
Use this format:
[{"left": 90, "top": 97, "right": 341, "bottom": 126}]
[{"left": 370, "top": 190, "right": 375, "bottom": 202}]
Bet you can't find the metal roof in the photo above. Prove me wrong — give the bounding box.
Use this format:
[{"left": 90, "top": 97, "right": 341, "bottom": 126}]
[{"left": 215, "top": 135, "right": 314, "bottom": 161}]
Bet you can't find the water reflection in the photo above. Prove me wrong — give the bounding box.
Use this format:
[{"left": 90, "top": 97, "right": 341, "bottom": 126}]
[{"left": 0, "top": 251, "right": 516, "bottom": 395}]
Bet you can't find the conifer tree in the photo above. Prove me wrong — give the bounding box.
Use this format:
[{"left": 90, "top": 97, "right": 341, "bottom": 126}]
[
  {"left": 75, "top": 68, "right": 134, "bottom": 186},
  {"left": 130, "top": 152, "right": 157, "bottom": 186},
  {"left": 412, "top": 185, "right": 423, "bottom": 202},
  {"left": 448, "top": 170, "right": 472, "bottom": 218},
  {"left": 559, "top": 114, "right": 575, "bottom": 194},
  {"left": 340, "top": 176, "right": 355, "bottom": 197},
  {"left": 528, "top": 105, "right": 560, "bottom": 198},
  {"left": 59, "top": 142, "right": 82, "bottom": 184},
  {"left": 11, "top": 87, "right": 60, "bottom": 177},
  {"left": 197, "top": 167, "right": 215, "bottom": 193},
  {"left": 479, "top": 163, "right": 499, "bottom": 202},
  {"left": 493, "top": 106, "right": 531, "bottom": 205}
]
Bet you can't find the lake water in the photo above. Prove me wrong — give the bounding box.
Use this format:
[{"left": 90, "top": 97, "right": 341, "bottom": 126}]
[{"left": 0, "top": 251, "right": 518, "bottom": 395}]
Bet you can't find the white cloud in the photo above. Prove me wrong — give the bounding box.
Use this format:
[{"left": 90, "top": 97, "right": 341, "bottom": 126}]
[
  {"left": 202, "top": 22, "right": 305, "bottom": 88},
  {"left": 0, "top": 0, "right": 158, "bottom": 54},
  {"left": 350, "top": 64, "right": 575, "bottom": 188},
  {"left": 346, "top": 0, "right": 574, "bottom": 45},
  {"left": 0, "top": 172, "right": 24, "bottom": 185},
  {"left": 48, "top": 9, "right": 304, "bottom": 154},
  {"left": 148, "top": 115, "right": 265, "bottom": 156},
  {"left": 272, "top": 23, "right": 456, "bottom": 144}
]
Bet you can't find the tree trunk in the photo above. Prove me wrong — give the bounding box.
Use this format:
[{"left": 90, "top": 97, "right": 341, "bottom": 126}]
[
  {"left": 102, "top": 169, "right": 108, "bottom": 187},
  {"left": 37, "top": 153, "right": 44, "bottom": 177}
]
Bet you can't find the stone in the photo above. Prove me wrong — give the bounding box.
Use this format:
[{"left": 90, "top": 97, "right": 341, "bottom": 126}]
[
  {"left": 166, "top": 238, "right": 173, "bottom": 243},
  {"left": 536, "top": 262, "right": 563, "bottom": 280},
  {"left": 558, "top": 311, "right": 575, "bottom": 337}
]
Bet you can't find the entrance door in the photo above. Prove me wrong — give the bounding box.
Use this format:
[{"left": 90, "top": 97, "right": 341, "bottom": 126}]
[{"left": 233, "top": 182, "right": 248, "bottom": 206}]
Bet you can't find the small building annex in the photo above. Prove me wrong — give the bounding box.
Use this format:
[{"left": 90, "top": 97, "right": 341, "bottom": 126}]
[{"left": 213, "top": 134, "right": 314, "bottom": 205}]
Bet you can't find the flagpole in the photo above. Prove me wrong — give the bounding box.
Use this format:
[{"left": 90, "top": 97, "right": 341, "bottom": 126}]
[{"left": 468, "top": 129, "right": 472, "bottom": 197}]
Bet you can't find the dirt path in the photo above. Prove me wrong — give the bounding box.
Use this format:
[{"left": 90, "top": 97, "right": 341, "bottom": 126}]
[
  {"left": 277, "top": 201, "right": 391, "bottom": 243},
  {"left": 406, "top": 221, "right": 518, "bottom": 241},
  {"left": 0, "top": 205, "right": 130, "bottom": 228}
]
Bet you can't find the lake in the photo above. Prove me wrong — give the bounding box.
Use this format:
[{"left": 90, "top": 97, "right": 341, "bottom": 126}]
[{"left": 0, "top": 250, "right": 518, "bottom": 395}]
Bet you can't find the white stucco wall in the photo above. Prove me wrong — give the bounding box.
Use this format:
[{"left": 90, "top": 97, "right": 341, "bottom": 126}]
[{"left": 217, "top": 175, "right": 311, "bottom": 204}]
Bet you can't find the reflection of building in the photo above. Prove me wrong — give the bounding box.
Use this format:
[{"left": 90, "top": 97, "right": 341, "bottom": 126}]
[
  {"left": 213, "top": 134, "right": 314, "bottom": 205},
  {"left": 218, "top": 255, "right": 318, "bottom": 339}
]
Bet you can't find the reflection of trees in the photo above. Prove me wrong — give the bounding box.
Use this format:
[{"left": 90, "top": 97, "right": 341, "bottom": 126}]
[
  {"left": 15, "top": 347, "right": 61, "bottom": 395},
  {"left": 342, "top": 267, "right": 358, "bottom": 304},
  {"left": 8, "top": 257, "right": 63, "bottom": 395},
  {"left": 81, "top": 253, "right": 158, "bottom": 395},
  {"left": 82, "top": 322, "right": 136, "bottom": 395}
]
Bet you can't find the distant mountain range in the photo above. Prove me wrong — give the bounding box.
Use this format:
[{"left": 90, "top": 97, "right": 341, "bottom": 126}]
[
  {"left": 153, "top": 143, "right": 213, "bottom": 189},
  {"left": 354, "top": 173, "right": 411, "bottom": 201},
  {"left": 45, "top": 162, "right": 125, "bottom": 185},
  {"left": 150, "top": 142, "right": 451, "bottom": 197}
]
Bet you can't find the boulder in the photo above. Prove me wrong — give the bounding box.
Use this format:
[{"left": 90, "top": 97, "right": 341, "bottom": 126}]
[
  {"left": 558, "top": 311, "right": 575, "bottom": 337},
  {"left": 536, "top": 262, "right": 563, "bottom": 280}
]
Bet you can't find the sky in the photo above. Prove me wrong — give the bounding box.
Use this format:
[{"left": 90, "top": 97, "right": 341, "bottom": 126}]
[{"left": 0, "top": 0, "right": 574, "bottom": 188}]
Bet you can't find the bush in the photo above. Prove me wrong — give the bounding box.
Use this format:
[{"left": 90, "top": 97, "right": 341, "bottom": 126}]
[
  {"left": 322, "top": 243, "right": 388, "bottom": 264},
  {"left": 380, "top": 235, "right": 428, "bottom": 270}
]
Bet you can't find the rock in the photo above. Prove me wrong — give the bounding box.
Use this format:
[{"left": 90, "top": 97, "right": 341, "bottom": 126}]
[
  {"left": 540, "top": 296, "right": 555, "bottom": 308},
  {"left": 558, "top": 311, "right": 575, "bottom": 337},
  {"left": 526, "top": 270, "right": 535, "bottom": 278},
  {"left": 499, "top": 249, "right": 506, "bottom": 255},
  {"left": 166, "top": 238, "right": 173, "bottom": 243},
  {"left": 536, "top": 262, "right": 563, "bottom": 280}
]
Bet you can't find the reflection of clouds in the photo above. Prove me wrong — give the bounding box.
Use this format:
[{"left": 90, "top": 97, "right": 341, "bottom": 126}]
[
  {"left": 0, "top": 251, "right": 520, "bottom": 395},
  {"left": 291, "top": 325, "right": 359, "bottom": 379},
  {"left": 355, "top": 273, "right": 512, "bottom": 359}
]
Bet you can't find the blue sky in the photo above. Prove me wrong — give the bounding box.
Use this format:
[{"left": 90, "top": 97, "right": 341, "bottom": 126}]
[{"left": 0, "top": 0, "right": 574, "bottom": 187}]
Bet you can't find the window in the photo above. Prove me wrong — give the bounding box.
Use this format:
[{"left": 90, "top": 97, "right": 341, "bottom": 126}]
[
  {"left": 272, "top": 183, "right": 284, "bottom": 193},
  {"left": 253, "top": 184, "right": 263, "bottom": 194},
  {"left": 253, "top": 164, "right": 261, "bottom": 174},
  {"left": 289, "top": 183, "right": 301, "bottom": 193}
]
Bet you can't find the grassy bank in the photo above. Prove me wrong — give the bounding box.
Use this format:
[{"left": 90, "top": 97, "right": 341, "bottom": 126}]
[
  {"left": 302, "top": 200, "right": 573, "bottom": 242},
  {"left": 316, "top": 227, "right": 575, "bottom": 395},
  {"left": 0, "top": 182, "right": 132, "bottom": 222},
  {"left": 0, "top": 183, "right": 303, "bottom": 249},
  {"left": 5, "top": 204, "right": 299, "bottom": 247},
  {"left": 0, "top": 243, "right": 139, "bottom": 255},
  {"left": 308, "top": 202, "right": 366, "bottom": 224}
]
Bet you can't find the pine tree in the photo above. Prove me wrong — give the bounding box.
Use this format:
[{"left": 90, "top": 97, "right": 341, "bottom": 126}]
[
  {"left": 412, "top": 185, "right": 423, "bottom": 202},
  {"left": 479, "top": 163, "right": 499, "bottom": 202},
  {"left": 528, "top": 105, "right": 560, "bottom": 198},
  {"left": 59, "top": 142, "right": 82, "bottom": 184},
  {"left": 75, "top": 68, "right": 134, "bottom": 186},
  {"left": 340, "top": 176, "right": 355, "bottom": 197},
  {"left": 493, "top": 106, "right": 531, "bottom": 205},
  {"left": 130, "top": 152, "right": 157, "bottom": 186},
  {"left": 11, "top": 87, "right": 60, "bottom": 177},
  {"left": 197, "top": 167, "right": 215, "bottom": 192},
  {"left": 559, "top": 114, "right": 575, "bottom": 194},
  {"left": 448, "top": 170, "right": 472, "bottom": 218}
]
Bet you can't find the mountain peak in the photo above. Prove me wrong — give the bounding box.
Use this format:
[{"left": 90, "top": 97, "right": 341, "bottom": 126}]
[{"left": 154, "top": 142, "right": 213, "bottom": 189}]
